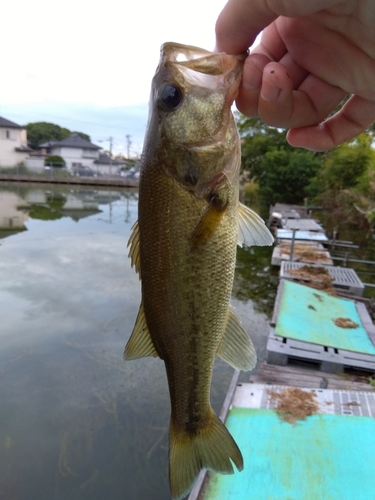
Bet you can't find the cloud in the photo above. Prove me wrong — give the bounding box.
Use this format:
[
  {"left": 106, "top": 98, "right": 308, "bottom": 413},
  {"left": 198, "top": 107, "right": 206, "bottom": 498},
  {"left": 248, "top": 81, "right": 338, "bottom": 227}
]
[{"left": 1, "top": 0, "right": 228, "bottom": 156}]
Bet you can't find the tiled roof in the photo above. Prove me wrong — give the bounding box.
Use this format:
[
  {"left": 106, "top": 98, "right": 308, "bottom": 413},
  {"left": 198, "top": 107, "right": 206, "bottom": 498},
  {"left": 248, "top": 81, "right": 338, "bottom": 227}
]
[
  {"left": 0, "top": 116, "right": 23, "bottom": 128},
  {"left": 94, "top": 153, "right": 126, "bottom": 166},
  {"left": 49, "top": 133, "right": 100, "bottom": 150}
]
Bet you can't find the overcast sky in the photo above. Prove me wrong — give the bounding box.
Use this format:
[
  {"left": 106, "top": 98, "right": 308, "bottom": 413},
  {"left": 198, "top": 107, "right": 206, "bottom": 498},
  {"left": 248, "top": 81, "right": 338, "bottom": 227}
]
[{"left": 1, "top": 0, "right": 231, "bottom": 156}]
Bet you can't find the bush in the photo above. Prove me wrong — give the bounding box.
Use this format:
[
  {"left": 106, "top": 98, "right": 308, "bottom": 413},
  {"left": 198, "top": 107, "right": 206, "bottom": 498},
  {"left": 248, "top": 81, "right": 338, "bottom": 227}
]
[{"left": 45, "top": 155, "right": 65, "bottom": 168}]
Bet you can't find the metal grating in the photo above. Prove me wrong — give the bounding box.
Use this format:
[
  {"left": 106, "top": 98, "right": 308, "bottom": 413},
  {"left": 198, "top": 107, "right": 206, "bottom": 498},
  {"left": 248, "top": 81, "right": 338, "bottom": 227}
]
[
  {"left": 232, "top": 383, "right": 375, "bottom": 417},
  {"left": 283, "top": 218, "right": 324, "bottom": 232},
  {"left": 280, "top": 261, "right": 364, "bottom": 296}
]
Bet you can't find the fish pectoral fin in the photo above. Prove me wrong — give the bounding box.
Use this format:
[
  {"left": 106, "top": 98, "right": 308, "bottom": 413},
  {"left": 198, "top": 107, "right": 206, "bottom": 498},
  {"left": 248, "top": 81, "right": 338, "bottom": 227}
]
[
  {"left": 237, "top": 202, "right": 274, "bottom": 247},
  {"left": 127, "top": 220, "right": 141, "bottom": 276},
  {"left": 189, "top": 196, "right": 227, "bottom": 252},
  {"left": 124, "top": 303, "right": 159, "bottom": 360},
  {"left": 216, "top": 308, "right": 257, "bottom": 371},
  {"left": 169, "top": 408, "right": 243, "bottom": 500}
]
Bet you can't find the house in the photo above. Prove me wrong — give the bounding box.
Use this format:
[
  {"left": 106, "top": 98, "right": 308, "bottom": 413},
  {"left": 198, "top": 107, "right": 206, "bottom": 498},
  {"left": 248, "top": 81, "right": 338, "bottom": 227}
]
[
  {"left": 38, "top": 133, "right": 101, "bottom": 171},
  {"left": 93, "top": 153, "right": 127, "bottom": 176},
  {"left": 0, "top": 116, "right": 33, "bottom": 168},
  {"left": 28, "top": 134, "right": 127, "bottom": 176}
]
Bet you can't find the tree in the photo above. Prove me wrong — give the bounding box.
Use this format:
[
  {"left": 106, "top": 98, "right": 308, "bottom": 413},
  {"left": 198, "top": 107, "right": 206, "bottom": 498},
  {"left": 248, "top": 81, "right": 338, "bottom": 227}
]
[
  {"left": 45, "top": 155, "right": 65, "bottom": 168},
  {"left": 258, "top": 149, "right": 321, "bottom": 205},
  {"left": 25, "top": 122, "right": 90, "bottom": 149},
  {"left": 317, "top": 133, "right": 375, "bottom": 191},
  {"left": 238, "top": 115, "right": 321, "bottom": 205}
]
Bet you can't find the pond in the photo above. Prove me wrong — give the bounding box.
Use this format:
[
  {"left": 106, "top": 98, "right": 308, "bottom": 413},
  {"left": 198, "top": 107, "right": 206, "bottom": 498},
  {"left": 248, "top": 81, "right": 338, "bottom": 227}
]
[{"left": 0, "top": 182, "right": 276, "bottom": 500}]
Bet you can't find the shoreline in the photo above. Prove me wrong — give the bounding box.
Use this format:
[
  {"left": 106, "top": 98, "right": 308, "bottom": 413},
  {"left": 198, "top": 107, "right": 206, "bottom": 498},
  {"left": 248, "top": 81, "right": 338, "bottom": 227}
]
[{"left": 0, "top": 174, "right": 139, "bottom": 188}]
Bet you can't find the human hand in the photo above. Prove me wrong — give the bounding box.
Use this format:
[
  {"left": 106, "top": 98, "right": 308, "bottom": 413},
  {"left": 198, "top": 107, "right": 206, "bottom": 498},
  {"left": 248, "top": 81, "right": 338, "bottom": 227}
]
[{"left": 215, "top": 0, "right": 375, "bottom": 151}]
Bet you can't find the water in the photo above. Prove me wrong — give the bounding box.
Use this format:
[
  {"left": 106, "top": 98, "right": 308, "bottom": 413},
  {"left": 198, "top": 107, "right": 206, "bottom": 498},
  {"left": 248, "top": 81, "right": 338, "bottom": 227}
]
[{"left": 0, "top": 182, "right": 274, "bottom": 500}]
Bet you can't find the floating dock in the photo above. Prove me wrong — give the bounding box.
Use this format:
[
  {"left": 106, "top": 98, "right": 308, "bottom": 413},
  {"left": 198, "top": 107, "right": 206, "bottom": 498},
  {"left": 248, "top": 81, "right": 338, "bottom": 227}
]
[
  {"left": 276, "top": 228, "right": 328, "bottom": 242},
  {"left": 188, "top": 370, "right": 375, "bottom": 500},
  {"left": 267, "top": 280, "right": 375, "bottom": 372},
  {"left": 271, "top": 241, "right": 333, "bottom": 266},
  {"left": 280, "top": 261, "right": 365, "bottom": 297},
  {"left": 189, "top": 203, "right": 375, "bottom": 499}
]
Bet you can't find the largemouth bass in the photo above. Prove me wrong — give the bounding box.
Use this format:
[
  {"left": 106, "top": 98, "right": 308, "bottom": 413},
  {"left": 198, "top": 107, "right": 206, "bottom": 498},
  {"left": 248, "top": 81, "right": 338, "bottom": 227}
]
[{"left": 125, "top": 42, "right": 273, "bottom": 500}]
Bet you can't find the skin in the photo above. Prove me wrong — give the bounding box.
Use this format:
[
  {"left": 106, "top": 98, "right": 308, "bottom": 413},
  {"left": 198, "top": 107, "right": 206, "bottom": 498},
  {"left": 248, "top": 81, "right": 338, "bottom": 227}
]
[{"left": 215, "top": 0, "right": 375, "bottom": 151}]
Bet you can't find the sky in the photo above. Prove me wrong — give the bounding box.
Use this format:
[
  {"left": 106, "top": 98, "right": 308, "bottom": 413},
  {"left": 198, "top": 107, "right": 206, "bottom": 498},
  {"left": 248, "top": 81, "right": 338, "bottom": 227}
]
[{"left": 1, "top": 0, "right": 231, "bottom": 157}]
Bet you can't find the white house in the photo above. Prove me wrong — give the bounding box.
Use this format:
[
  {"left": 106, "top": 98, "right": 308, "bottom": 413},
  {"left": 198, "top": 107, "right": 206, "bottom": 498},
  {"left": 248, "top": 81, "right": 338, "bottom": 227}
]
[
  {"left": 0, "top": 116, "right": 33, "bottom": 168},
  {"left": 93, "top": 153, "right": 127, "bottom": 175},
  {"left": 0, "top": 190, "right": 29, "bottom": 236},
  {"left": 38, "top": 133, "right": 101, "bottom": 170}
]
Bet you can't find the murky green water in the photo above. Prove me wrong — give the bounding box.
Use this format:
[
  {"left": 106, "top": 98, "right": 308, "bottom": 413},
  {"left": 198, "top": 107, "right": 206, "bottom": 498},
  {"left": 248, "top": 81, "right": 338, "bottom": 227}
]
[{"left": 0, "top": 183, "right": 275, "bottom": 500}]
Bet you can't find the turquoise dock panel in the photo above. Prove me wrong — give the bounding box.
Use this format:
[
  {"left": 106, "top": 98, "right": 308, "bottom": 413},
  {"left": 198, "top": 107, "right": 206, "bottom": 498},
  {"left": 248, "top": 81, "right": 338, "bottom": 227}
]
[
  {"left": 274, "top": 280, "right": 375, "bottom": 355},
  {"left": 203, "top": 408, "right": 375, "bottom": 500}
]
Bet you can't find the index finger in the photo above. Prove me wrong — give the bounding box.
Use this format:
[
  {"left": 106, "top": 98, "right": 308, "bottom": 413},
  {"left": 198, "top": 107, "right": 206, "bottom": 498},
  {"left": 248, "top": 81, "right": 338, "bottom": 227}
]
[
  {"left": 215, "top": 0, "right": 277, "bottom": 53},
  {"left": 215, "top": 0, "right": 343, "bottom": 54}
]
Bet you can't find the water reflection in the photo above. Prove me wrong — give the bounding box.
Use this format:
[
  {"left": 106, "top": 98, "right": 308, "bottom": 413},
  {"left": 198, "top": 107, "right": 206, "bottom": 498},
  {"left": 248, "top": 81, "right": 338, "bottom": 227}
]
[{"left": 2, "top": 182, "right": 268, "bottom": 500}]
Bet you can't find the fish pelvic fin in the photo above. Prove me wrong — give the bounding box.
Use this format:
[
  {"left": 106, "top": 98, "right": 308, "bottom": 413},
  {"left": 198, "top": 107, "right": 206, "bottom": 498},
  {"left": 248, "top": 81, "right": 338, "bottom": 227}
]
[
  {"left": 237, "top": 202, "right": 274, "bottom": 247},
  {"left": 127, "top": 220, "right": 141, "bottom": 276},
  {"left": 124, "top": 302, "right": 159, "bottom": 360},
  {"left": 216, "top": 308, "right": 257, "bottom": 371},
  {"left": 169, "top": 408, "right": 243, "bottom": 500},
  {"left": 189, "top": 196, "right": 228, "bottom": 252}
]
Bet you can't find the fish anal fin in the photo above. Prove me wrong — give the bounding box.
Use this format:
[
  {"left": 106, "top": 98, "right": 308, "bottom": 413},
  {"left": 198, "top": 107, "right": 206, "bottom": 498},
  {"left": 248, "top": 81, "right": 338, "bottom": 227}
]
[
  {"left": 169, "top": 408, "right": 243, "bottom": 500},
  {"left": 216, "top": 308, "right": 257, "bottom": 371},
  {"left": 189, "top": 196, "right": 227, "bottom": 252},
  {"left": 237, "top": 202, "right": 274, "bottom": 247},
  {"left": 124, "top": 303, "right": 158, "bottom": 360},
  {"left": 127, "top": 220, "right": 141, "bottom": 276}
]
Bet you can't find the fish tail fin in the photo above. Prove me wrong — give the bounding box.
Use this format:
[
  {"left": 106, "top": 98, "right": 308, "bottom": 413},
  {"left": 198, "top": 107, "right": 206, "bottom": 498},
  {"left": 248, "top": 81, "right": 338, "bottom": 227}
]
[{"left": 169, "top": 408, "right": 243, "bottom": 500}]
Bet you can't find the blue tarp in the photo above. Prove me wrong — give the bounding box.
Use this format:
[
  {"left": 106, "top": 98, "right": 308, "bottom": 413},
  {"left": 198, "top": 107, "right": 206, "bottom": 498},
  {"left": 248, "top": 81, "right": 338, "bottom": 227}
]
[
  {"left": 203, "top": 407, "right": 375, "bottom": 500},
  {"left": 274, "top": 280, "right": 375, "bottom": 355}
]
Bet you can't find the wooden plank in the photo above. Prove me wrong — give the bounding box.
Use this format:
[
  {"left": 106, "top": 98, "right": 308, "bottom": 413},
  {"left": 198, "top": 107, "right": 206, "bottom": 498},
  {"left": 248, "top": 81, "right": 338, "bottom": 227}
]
[{"left": 251, "top": 363, "right": 375, "bottom": 392}]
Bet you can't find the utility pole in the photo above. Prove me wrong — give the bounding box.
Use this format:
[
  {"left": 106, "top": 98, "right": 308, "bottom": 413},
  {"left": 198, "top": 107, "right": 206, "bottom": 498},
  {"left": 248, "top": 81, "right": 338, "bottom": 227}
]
[
  {"left": 99, "top": 136, "right": 113, "bottom": 176},
  {"left": 126, "top": 134, "right": 132, "bottom": 159},
  {"left": 109, "top": 136, "right": 113, "bottom": 177}
]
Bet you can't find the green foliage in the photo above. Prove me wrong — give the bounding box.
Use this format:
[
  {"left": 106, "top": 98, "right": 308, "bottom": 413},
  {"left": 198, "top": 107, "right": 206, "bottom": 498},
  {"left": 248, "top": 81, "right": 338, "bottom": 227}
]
[
  {"left": 45, "top": 155, "right": 65, "bottom": 168},
  {"left": 28, "top": 194, "right": 66, "bottom": 220},
  {"left": 238, "top": 115, "right": 292, "bottom": 177},
  {"left": 258, "top": 149, "right": 321, "bottom": 205},
  {"left": 241, "top": 179, "right": 260, "bottom": 204},
  {"left": 25, "top": 122, "right": 90, "bottom": 149},
  {"left": 316, "top": 134, "right": 374, "bottom": 191},
  {"left": 238, "top": 115, "right": 321, "bottom": 205},
  {"left": 237, "top": 113, "right": 375, "bottom": 227}
]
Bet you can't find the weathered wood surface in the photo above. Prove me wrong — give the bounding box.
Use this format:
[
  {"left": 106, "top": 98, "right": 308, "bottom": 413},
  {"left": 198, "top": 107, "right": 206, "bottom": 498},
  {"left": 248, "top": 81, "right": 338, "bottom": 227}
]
[{"left": 251, "top": 362, "right": 375, "bottom": 392}]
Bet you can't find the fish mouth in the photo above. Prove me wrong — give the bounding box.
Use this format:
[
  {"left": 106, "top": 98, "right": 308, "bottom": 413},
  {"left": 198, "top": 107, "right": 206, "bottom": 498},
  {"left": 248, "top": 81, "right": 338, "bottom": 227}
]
[{"left": 160, "top": 42, "right": 246, "bottom": 77}]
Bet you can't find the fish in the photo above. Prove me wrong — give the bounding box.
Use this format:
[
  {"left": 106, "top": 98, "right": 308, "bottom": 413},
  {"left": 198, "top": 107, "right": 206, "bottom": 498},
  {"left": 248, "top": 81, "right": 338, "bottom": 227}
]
[{"left": 124, "top": 42, "right": 274, "bottom": 500}]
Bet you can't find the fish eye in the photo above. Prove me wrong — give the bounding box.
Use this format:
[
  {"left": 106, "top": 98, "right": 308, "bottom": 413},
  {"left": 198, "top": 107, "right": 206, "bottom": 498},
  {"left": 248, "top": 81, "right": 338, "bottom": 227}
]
[{"left": 158, "top": 84, "right": 183, "bottom": 111}]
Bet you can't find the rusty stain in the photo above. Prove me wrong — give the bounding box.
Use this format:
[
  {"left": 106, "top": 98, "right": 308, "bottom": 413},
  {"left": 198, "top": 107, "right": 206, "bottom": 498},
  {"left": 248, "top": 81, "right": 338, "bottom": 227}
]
[
  {"left": 334, "top": 318, "right": 359, "bottom": 329},
  {"left": 313, "top": 293, "right": 323, "bottom": 302},
  {"left": 267, "top": 387, "right": 319, "bottom": 424}
]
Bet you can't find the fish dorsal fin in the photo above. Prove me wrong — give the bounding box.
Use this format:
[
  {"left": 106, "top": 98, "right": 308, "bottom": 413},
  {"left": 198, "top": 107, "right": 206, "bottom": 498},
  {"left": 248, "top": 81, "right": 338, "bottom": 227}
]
[
  {"left": 127, "top": 220, "right": 141, "bottom": 276},
  {"left": 216, "top": 308, "right": 256, "bottom": 371},
  {"left": 237, "top": 202, "right": 274, "bottom": 247},
  {"left": 189, "top": 196, "right": 228, "bottom": 252},
  {"left": 124, "top": 302, "right": 159, "bottom": 360}
]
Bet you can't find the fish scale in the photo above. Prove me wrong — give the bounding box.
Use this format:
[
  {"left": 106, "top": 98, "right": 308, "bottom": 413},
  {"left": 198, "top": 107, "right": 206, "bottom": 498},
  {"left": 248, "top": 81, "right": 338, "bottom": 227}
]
[{"left": 124, "top": 42, "right": 274, "bottom": 500}]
